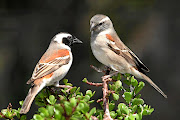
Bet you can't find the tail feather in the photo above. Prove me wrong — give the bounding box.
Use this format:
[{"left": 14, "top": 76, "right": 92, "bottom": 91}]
[
  {"left": 140, "top": 73, "right": 167, "bottom": 98},
  {"left": 20, "top": 85, "right": 41, "bottom": 114}
]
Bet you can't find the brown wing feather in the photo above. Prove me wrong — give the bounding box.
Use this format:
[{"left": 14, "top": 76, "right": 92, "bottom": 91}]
[
  {"left": 27, "top": 57, "right": 70, "bottom": 84},
  {"left": 107, "top": 33, "right": 149, "bottom": 73}
]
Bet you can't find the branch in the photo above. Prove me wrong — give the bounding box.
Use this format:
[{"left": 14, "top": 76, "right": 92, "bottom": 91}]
[
  {"left": 83, "top": 79, "right": 103, "bottom": 86},
  {"left": 102, "top": 77, "right": 113, "bottom": 120}
]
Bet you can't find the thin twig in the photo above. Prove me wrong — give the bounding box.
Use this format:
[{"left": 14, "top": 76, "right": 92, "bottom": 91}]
[
  {"left": 85, "top": 80, "right": 103, "bottom": 86},
  {"left": 97, "top": 98, "right": 103, "bottom": 103},
  {"left": 55, "top": 85, "right": 73, "bottom": 92}
]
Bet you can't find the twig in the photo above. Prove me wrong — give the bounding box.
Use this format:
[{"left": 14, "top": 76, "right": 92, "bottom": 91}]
[
  {"left": 84, "top": 79, "right": 103, "bottom": 86},
  {"left": 88, "top": 65, "right": 118, "bottom": 120},
  {"left": 55, "top": 85, "right": 73, "bottom": 92},
  {"left": 97, "top": 98, "right": 103, "bottom": 103}
]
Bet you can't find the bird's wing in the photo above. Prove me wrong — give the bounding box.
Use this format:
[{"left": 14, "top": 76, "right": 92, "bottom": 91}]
[
  {"left": 27, "top": 49, "right": 70, "bottom": 84},
  {"left": 106, "top": 34, "right": 149, "bottom": 72}
]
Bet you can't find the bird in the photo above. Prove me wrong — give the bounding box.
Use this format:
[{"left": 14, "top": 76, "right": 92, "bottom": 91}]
[
  {"left": 90, "top": 14, "right": 167, "bottom": 98},
  {"left": 20, "top": 32, "right": 82, "bottom": 114}
]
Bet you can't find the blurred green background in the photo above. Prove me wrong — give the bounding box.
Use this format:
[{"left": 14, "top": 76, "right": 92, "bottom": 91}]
[{"left": 0, "top": 0, "right": 179, "bottom": 119}]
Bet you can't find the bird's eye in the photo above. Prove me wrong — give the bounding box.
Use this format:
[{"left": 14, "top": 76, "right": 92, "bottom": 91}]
[
  {"left": 62, "top": 38, "right": 70, "bottom": 45},
  {"left": 99, "top": 22, "right": 104, "bottom": 26}
]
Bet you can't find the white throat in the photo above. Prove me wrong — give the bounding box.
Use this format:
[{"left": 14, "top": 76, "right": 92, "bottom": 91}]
[{"left": 98, "top": 29, "right": 111, "bottom": 36}]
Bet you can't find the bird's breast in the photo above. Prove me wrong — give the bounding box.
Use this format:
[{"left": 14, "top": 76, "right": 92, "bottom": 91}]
[{"left": 90, "top": 36, "right": 111, "bottom": 67}]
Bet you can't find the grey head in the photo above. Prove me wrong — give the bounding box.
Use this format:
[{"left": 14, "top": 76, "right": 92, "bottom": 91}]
[{"left": 90, "top": 14, "right": 113, "bottom": 35}]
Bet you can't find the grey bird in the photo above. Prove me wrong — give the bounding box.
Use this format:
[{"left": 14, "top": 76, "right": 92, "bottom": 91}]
[{"left": 90, "top": 14, "right": 167, "bottom": 98}]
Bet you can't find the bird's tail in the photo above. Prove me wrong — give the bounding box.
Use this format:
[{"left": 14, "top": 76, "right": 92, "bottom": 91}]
[
  {"left": 139, "top": 72, "right": 167, "bottom": 98},
  {"left": 20, "top": 85, "right": 41, "bottom": 114}
]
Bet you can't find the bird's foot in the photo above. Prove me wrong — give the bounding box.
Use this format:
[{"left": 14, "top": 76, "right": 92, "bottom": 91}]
[
  {"left": 55, "top": 85, "right": 73, "bottom": 92},
  {"left": 102, "top": 71, "right": 119, "bottom": 80}
]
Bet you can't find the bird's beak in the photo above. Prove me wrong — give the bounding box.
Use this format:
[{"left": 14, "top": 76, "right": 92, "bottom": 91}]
[
  {"left": 90, "top": 23, "right": 95, "bottom": 32},
  {"left": 72, "top": 37, "right": 83, "bottom": 44}
]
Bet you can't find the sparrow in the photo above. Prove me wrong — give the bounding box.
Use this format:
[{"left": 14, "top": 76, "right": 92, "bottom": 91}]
[
  {"left": 90, "top": 14, "right": 167, "bottom": 98},
  {"left": 20, "top": 32, "right": 82, "bottom": 114}
]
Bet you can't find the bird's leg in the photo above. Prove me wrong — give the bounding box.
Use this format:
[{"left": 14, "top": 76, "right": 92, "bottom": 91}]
[
  {"left": 102, "top": 71, "right": 119, "bottom": 80},
  {"left": 90, "top": 65, "right": 104, "bottom": 73},
  {"left": 54, "top": 82, "right": 73, "bottom": 92}
]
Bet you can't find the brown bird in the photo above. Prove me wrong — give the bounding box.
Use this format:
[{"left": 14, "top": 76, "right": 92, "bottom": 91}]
[
  {"left": 90, "top": 14, "right": 167, "bottom": 98},
  {"left": 20, "top": 32, "right": 82, "bottom": 114}
]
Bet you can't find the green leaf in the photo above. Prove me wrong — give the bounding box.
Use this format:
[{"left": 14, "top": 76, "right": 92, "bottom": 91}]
[
  {"left": 63, "top": 79, "right": 68, "bottom": 84},
  {"left": 20, "top": 115, "right": 27, "bottom": 120},
  {"left": 110, "top": 84, "right": 116, "bottom": 91},
  {"left": 118, "top": 116, "right": 123, "bottom": 120},
  {"left": 64, "top": 101, "right": 72, "bottom": 116},
  {"left": 128, "top": 114, "right": 136, "bottom": 120},
  {"left": 123, "top": 80, "right": 131, "bottom": 86},
  {"left": 49, "top": 95, "right": 56, "bottom": 105},
  {"left": 46, "top": 105, "right": 54, "bottom": 117},
  {"left": 112, "top": 73, "right": 121, "bottom": 80},
  {"left": 115, "top": 80, "right": 122, "bottom": 89},
  {"left": 131, "top": 76, "right": 138, "bottom": 87},
  {"left": 58, "top": 95, "right": 66, "bottom": 101},
  {"left": 131, "top": 105, "right": 137, "bottom": 114},
  {"left": 82, "top": 78, "right": 88, "bottom": 83},
  {"left": 109, "top": 101, "right": 115, "bottom": 111},
  {"left": 88, "top": 100, "right": 94, "bottom": 104},
  {"left": 35, "top": 101, "right": 46, "bottom": 106},
  {"left": 82, "top": 103, "right": 89, "bottom": 113},
  {"left": 38, "top": 107, "right": 49, "bottom": 117},
  {"left": 54, "top": 104, "right": 64, "bottom": 113},
  {"left": 112, "top": 93, "right": 119, "bottom": 101},
  {"left": 76, "top": 103, "right": 84, "bottom": 111},
  {"left": 84, "top": 95, "right": 90, "bottom": 102},
  {"left": 19, "top": 101, "right": 24, "bottom": 106},
  {"left": 61, "top": 89, "right": 67, "bottom": 95},
  {"left": 118, "top": 103, "right": 129, "bottom": 115},
  {"left": 124, "top": 115, "right": 129, "bottom": 120},
  {"left": 142, "top": 105, "right": 154, "bottom": 115},
  {"left": 70, "top": 97, "right": 77, "bottom": 107},
  {"left": 70, "top": 87, "right": 77, "bottom": 94},
  {"left": 75, "top": 87, "right": 81, "bottom": 94},
  {"left": 123, "top": 92, "right": 132, "bottom": 103},
  {"left": 54, "top": 110, "right": 62, "bottom": 119},
  {"left": 110, "top": 111, "right": 117, "bottom": 119},
  {"left": 135, "top": 94, "right": 141, "bottom": 98},
  {"left": 86, "top": 90, "right": 93, "bottom": 97},
  {"left": 33, "top": 114, "right": 44, "bottom": 120},
  {"left": 89, "top": 107, "right": 96, "bottom": 117},
  {"left": 132, "top": 113, "right": 140, "bottom": 120},
  {"left": 132, "top": 98, "right": 144, "bottom": 106},
  {"left": 134, "top": 82, "right": 145, "bottom": 94}
]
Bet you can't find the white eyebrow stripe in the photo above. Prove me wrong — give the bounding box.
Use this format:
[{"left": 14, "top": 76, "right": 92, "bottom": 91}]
[{"left": 99, "top": 17, "right": 110, "bottom": 23}]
